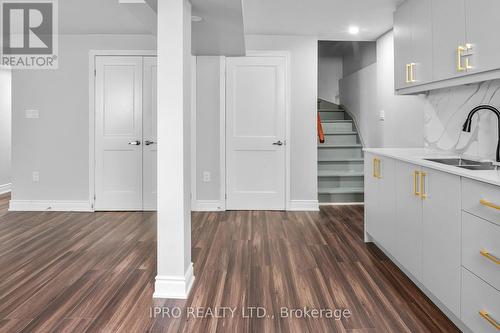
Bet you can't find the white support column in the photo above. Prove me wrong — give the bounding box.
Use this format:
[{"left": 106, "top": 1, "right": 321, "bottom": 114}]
[{"left": 154, "top": 0, "right": 194, "bottom": 299}]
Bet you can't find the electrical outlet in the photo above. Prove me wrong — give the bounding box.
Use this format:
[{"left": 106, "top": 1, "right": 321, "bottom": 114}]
[
  {"left": 32, "top": 171, "right": 40, "bottom": 182},
  {"left": 25, "top": 109, "right": 40, "bottom": 119},
  {"left": 203, "top": 171, "right": 211, "bottom": 183}
]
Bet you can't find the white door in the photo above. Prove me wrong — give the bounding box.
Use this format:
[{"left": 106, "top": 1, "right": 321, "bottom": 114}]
[
  {"left": 95, "top": 56, "right": 143, "bottom": 210},
  {"left": 142, "top": 57, "right": 157, "bottom": 210},
  {"left": 226, "top": 56, "right": 287, "bottom": 210}
]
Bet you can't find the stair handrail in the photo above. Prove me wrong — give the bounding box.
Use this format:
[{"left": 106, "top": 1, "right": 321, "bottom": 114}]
[{"left": 317, "top": 111, "right": 325, "bottom": 144}]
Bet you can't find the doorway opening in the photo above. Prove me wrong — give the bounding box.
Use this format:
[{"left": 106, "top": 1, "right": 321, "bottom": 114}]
[{"left": 317, "top": 41, "right": 376, "bottom": 204}]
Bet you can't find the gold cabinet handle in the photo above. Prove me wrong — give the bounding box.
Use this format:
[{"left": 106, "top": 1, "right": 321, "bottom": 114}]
[
  {"left": 413, "top": 171, "right": 421, "bottom": 196},
  {"left": 377, "top": 159, "right": 382, "bottom": 179},
  {"left": 457, "top": 45, "right": 467, "bottom": 71},
  {"left": 479, "top": 310, "right": 500, "bottom": 330},
  {"left": 420, "top": 172, "right": 427, "bottom": 199},
  {"left": 409, "top": 63, "right": 416, "bottom": 82},
  {"left": 480, "top": 250, "right": 500, "bottom": 265},
  {"left": 373, "top": 158, "right": 382, "bottom": 179},
  {"left": 480, "top": 199, "right": 500, "bottom": 211}
]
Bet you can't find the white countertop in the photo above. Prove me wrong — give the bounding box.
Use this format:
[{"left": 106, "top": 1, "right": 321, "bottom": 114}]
[{"left": 364, "top": 148, "right": 500, "bottom": 187}]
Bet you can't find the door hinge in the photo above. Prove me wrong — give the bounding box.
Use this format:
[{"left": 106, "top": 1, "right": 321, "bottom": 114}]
[
  {"left": 94, "top": 69, "right": 96, "bottom": 76},
  {"left": 225, "top": 194, "right": 227, "bottom": 199}
]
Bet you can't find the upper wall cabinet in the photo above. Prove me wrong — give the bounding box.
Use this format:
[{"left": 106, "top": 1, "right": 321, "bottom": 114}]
[
  {"left": 394, "top": 0, "right": 433, "bottom": 90},
  {"left": 395, "top": 0, "right": 500, "bottom": 94},
  {"left": 432, "top": 0, "right": 467, "bottom": 82},
  {"left": 465, "top": 0, "right": 500, "bottom": 74}
]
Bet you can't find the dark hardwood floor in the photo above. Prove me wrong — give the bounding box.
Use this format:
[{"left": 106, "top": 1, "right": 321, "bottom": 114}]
[{"left": 0, "top": 193, "right": 460, "bottom": 332}]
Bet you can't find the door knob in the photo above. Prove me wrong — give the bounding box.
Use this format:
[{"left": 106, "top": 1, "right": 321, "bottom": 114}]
[
  {"left": 128, "top": 140, "right": 141, "bottom": 146},
  {"left": 145, "top": 141, "right": 156, "bottom": 146},
  {"left": 272, "top": 141, "right": 284, "bottom": 146}
]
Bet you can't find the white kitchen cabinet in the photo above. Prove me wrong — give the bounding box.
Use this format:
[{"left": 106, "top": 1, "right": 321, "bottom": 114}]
[
  {"left": 394, "top": 0, "right": 433, "bottom": 89},
  {"left": 364, "top": 154, "right": 397, "bottom": 254},
  {"left": 465, "top": 0, "right": 500, "bottom": 75},
  {"left": 421, "top": 167, "right": 461, "bottom": 318},
  {"left": 395, "top": 161, "right": 423, "bottom": 281},
  {"left": 394, "top": 0, "right": 413, "bottom": 90},
  {"left": 431, "top": 0, "right": 467, "bottom": 82}
]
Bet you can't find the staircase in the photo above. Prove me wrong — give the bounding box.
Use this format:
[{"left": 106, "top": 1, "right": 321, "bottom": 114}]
[{"left": 317, "top": 99, "right": 364, "bottom": 204}]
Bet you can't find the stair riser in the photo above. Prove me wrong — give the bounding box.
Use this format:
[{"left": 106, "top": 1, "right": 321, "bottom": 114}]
[
  {"left": 323, "top": 122, "right": 353, "bottom": 133},
  {"left": 320, "top": 134, "right": 358, "bottom": 145},
  {"left": 318, "top": 161, "right": 364, "bottom": 172},
  {"left": 319, "top": 111, "right": 345, "bottom": 120},
  {"left": 318, "top": 148, "right": 363, "bottom": 159},
  {"left": 318, "top": 177, "right": 364, "bottom": 189},
  {"left": 319, "top": 193, "right": 364, "bottom": 203}
]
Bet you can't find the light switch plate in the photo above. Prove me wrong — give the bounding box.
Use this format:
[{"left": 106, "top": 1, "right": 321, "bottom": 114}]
[
  {"left": 25, "top": 109, "right": 40, "bottom": 119},
  {"left": 32, "top": 171, "right": 40, "bottom": 182}
]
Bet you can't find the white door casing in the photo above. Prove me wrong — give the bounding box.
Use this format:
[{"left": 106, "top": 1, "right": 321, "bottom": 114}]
[
  {"left": 95, "top": 56, "right": 144, "bottom": 210},
  {"left": 225, "top": 56, "right": 287, "bottom": 210},
  {"left": 143, "top": 57, "right": 158, "bottom": 210}
]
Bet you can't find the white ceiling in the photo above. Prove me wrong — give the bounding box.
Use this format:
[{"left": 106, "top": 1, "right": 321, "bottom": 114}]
[
  {"left": 243, "top": 0, "right": 403, "bottom": 41},
  {"left": 59, "top": 0, "right": 156, "bottom": 34}
]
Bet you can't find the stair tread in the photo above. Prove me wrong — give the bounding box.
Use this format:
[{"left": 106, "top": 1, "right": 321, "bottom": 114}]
[
  {"left": 323, "top": 131, "right": 357, "bottom": 135},
  {"left": 321, "top": 119, "right": 352, "bottom": 123},
  {"left": 319, "top": 109, "right": 344, "bottom": 112},
  {"left": 318, "top": 144, "right": 362, "bottom": 148},
  {"left": 318, "top": 158, "right": 364, "bottom": 162},
  {"left": 318, "top": 170, "right": 364, "bottom": 177},
  {"left": 318, "top": 187, "right": 365, "bottom": 194}
]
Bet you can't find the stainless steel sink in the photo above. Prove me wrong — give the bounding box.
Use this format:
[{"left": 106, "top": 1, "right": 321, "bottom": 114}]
[
  {"left": 425, "top": 158, "right": 497, "bottom": 170},
  {"left": 425, "top": 158, "right": 483, "bottom": 166},
  {"left": 457, "top": 165, "right": 498, "bottom": 171}
]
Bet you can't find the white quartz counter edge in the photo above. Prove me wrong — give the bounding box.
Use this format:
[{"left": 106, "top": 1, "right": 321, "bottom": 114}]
[{"left": 364, "top": 148, "right": 500, "bottom": 187}]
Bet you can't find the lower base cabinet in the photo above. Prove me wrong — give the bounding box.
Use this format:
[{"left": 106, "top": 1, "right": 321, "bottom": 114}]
[
  {"left": 421, "top": 167, "right": 461, "bottom": 317},
  {"left": 364, "top": 154, "right": 493, "bottom": 331},
  {"left": 461, "top": 268, "right": 500, "bottom": 333}
]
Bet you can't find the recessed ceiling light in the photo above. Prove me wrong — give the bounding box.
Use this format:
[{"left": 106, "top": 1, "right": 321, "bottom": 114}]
[
  {"left": 191, "top": 16, "right": 203, "bottom": 22},
  {"left": 348, "top": 26, "right": 360, "bottom": 35}
]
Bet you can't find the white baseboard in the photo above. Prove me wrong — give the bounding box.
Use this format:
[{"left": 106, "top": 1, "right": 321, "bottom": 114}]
[
  {"left": 153, "top": 263, "right": 195, "bottom": 299},
  {"left": 320, "top": 202, "right": 365, "bottom": 206},
  {"left": 9, "top": 200, "right": 93, "bottom": 212},
  {"left": 0, "top": 183, "right": 11, "bottom": 195},
  {"left": 192, "top": 200, "right": 225, "bottom": 212},
  {"left": 288, "top": 200, "right": 320, "bottom": 211}
]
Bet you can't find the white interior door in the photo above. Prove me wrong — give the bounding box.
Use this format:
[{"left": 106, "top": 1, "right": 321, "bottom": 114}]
[
  {"left": 226, "top": 56, "right": 287, "bottom": 210},
  {"left": 95, "top": 56, "right": 144, "bottom": 211},
  {"left": 142, "top": 57, "right": 157, "bottom": 210}
]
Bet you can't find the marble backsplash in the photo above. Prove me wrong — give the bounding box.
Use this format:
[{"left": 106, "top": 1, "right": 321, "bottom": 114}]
[{"left": 424, "top": 80, "right": 500, "bottom": 161}]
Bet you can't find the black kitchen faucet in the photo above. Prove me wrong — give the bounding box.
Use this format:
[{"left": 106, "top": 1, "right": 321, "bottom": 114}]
[{"left": 462, "top": 105, "right": 500, "bottom": 163}]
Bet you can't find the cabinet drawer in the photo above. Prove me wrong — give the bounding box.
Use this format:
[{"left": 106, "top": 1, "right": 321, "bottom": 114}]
[
  {"left": 461, "top": 268, "right": 500, "bottom": 333},
  {"left": 462, "top": 212, "right": 500, "bottom": 291},
  {"left": 462, "top": 178, "right": 500, "bottom": 226}
]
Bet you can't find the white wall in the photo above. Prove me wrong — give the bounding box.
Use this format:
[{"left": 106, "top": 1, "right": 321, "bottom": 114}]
[
  {"left": 318, "top": 56, "right": 342, "bottom": 103},
  {"left": 339, "top": 31, "right": 425, "bottom": 148},
  {"left": 11, "top": 34, "right": 156, "bottom": 202},
  {"left": 339, "top": 64, "right": 378, "bottom": 147},
  {"left": 377, "top": 31, "right": 424, "bottom": 148},
  {"left": 0, "top": 69, "right": 11, "bottom": 190},
  {"left": 195, "top": 57, "right": 222, "bottom": 201}
]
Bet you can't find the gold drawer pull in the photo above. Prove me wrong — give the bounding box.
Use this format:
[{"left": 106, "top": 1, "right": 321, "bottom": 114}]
[
  {"left": 479, "top": 310, "right": 500, "bottom": 330},
  {"left": 413, "top": 171, "right": 421, "bottom": 196},
  {"left": 480, "top": 199, "right": 500, "bottom": 211},
  {"left": 420, "top": 172, "right": 427, "bottom": 199},
  {"left": 480, "top": 250, "right": 500, "bottom": 265}
]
